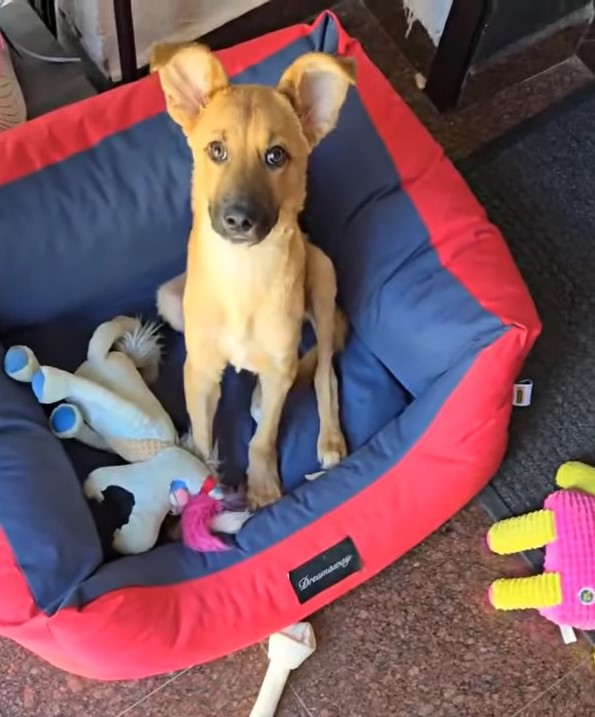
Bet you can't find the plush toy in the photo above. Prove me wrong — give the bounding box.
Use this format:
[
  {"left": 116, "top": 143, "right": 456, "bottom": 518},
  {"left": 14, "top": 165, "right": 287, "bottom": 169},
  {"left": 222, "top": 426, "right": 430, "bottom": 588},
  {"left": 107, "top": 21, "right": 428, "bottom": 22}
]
[
  {"left": 487, "top": 461, "right": 595, "bottom": 632},
  {"left": 3, "top": 316, "right": 250, "bottom": 554},
  {"left": 4, "top": 316, "right": 176, "bottom": 462}
]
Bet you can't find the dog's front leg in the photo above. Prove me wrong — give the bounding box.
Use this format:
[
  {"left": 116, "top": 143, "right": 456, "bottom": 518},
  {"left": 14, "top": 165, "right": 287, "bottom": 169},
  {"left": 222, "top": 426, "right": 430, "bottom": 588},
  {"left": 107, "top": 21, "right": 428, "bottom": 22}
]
[
  {"left": 184, "top": 351, "right": 224, "bottom": 461},
  {"left": 314, "top": 352, "right": 346, "bottom": 468},
  {"left": 247, "top": 360, "right": 297, "bottom": 510},
  {"left": 306, "top": 244, "right": 347, "bottom": 468},
  {"left": 311, "top": 302, "right": 347, "bottom": 469}
]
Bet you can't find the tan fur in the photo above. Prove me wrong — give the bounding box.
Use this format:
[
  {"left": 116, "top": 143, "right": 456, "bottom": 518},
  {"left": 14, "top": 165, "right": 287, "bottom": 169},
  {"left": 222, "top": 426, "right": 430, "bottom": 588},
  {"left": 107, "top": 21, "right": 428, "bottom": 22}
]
[{"left": 152, "top": 43, "right": 354, "bottom": 509}]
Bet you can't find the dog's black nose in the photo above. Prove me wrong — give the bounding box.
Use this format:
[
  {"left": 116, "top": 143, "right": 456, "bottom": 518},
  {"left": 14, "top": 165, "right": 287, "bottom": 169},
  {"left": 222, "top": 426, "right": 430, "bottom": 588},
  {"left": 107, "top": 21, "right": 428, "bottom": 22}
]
[
  {"left": 211, "top": 196, "right": 278, "bottom": 244},
  {"left": 222, "top": 203, "right": 256, "bottom": 235}
]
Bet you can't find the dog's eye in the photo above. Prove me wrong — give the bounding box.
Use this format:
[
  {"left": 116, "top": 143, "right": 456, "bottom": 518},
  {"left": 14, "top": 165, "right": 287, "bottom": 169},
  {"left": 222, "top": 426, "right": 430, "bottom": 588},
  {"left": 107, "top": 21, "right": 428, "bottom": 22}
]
[
  {"left": 207, "top": 141, "right": 228, "bottom": 163},
  {"left": 264, "top": 145, "right": 288, "bottom": 168}
]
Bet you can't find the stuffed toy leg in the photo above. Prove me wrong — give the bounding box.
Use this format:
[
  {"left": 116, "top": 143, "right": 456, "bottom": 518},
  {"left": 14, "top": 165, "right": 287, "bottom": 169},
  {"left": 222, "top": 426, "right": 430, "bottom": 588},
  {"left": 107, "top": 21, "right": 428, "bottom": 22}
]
[
  {"left": 50, "top": 403, "right": 113, "bottom": 451},
  {"left": 4, "top": 316, "right": 178, "bottom": 462}
]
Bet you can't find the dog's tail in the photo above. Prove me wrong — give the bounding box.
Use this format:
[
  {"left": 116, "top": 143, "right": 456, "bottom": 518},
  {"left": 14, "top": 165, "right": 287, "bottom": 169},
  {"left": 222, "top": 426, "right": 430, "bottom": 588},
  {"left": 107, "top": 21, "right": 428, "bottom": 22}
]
[
  {"left": 296, "top": 308, "right": 348, "bottom": 384},
  {"left": 87, "top": 316, "right": 162, "bottom": 383}
]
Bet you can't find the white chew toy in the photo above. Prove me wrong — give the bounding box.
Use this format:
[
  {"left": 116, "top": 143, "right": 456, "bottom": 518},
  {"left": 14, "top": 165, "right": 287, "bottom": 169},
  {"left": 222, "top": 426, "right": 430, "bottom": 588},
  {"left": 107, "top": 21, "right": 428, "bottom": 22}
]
[{"left": 250, "top": 622, "right": 317, "bottom": 717}]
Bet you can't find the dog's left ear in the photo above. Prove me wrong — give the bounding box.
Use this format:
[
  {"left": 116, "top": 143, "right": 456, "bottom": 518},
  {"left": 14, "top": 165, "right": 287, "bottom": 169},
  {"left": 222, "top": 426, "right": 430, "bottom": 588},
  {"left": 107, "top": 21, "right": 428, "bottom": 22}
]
[
  {"left": 278, "top": 53, "right": 355, "bottom": 147},
  {"left": 150, "top": 42, "right": 228, "bottom": 134}
]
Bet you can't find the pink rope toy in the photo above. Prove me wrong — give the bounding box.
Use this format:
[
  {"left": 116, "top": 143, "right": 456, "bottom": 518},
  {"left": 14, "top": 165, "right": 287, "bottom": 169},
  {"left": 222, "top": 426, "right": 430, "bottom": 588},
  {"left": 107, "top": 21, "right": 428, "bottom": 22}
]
[{"left": 169, "top": 477, "right": 250, "bottom": 552}]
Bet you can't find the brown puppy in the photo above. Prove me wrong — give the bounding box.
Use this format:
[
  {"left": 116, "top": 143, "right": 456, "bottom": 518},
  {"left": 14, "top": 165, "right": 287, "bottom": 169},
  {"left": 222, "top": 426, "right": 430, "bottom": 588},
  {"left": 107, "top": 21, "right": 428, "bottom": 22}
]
[{"left": 152, "top": 43, "right": 353, "bottom": 509}]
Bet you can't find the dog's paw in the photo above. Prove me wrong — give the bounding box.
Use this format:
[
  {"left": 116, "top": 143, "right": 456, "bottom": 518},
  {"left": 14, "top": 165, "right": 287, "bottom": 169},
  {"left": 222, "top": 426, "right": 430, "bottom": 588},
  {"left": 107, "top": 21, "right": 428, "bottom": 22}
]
[
  {"left": 317, "top": 429, "right": 347, "bottom": 469},
  {"left": 247, "top": 481, "right": 282, "bottom": 511},
  {"left": 247, "top": 445, "right": 282, "bottom": 510}
]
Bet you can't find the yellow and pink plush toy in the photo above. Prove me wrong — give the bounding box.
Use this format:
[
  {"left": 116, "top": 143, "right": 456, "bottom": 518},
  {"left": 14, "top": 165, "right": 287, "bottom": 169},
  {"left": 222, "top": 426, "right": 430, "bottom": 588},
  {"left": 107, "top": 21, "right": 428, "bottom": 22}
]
[
  {"left": 487, "top": 461, "right": 595, "bottom": 633},
  {"left": 3, "top": 316, "right": 250, "bottom": 555}
]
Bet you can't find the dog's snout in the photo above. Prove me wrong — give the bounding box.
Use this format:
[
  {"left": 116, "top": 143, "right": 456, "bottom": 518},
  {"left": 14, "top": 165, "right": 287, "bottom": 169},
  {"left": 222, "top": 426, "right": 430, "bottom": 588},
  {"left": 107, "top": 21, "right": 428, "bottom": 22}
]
[
  {"left": 223, "top": 203, "right": 256, "bottom": 235},
  {"left": 211, "top": 195, "right": 278, "bottom": 244}
]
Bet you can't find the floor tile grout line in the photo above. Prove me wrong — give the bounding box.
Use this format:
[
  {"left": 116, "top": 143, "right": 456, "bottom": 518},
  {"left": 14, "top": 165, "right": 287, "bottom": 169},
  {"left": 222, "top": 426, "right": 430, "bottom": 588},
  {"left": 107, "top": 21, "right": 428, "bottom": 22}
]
[
  {"left": 112, "top": 667, "right": 192, "bottom": 717},
  {"left": 289, "top": 683, "right": 316, "bottom": 717},
  {"left": 509, "top": 657, "right": 590, "bottom": 717}
]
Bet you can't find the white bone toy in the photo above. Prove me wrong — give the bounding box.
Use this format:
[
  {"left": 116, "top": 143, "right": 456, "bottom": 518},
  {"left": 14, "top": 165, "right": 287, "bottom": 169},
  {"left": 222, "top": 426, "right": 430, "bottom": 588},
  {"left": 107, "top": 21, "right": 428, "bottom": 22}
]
[{"left": 250, "top": 622, "right": 317, "bottom": 717}]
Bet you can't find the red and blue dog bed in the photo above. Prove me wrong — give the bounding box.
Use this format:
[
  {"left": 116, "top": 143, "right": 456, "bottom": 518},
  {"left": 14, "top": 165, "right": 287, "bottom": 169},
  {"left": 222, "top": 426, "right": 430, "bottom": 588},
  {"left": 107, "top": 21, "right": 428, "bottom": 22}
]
[{"left": 0, "top": 12, "right": 540, "bottom": 679}]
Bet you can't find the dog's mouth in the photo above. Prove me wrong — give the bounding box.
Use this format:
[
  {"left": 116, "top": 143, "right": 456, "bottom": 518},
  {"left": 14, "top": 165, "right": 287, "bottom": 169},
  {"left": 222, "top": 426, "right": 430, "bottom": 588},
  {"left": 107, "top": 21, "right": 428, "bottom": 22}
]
[{"left": 209, "top": 198, "right": 279, "bottom": 245}]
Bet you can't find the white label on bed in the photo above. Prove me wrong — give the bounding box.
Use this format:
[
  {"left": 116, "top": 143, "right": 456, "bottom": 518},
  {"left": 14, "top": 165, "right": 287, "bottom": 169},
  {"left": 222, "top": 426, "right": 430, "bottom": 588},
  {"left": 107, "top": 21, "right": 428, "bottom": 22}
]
[{"left": 513, "top": 379, "right": 533, "bottom": 407}]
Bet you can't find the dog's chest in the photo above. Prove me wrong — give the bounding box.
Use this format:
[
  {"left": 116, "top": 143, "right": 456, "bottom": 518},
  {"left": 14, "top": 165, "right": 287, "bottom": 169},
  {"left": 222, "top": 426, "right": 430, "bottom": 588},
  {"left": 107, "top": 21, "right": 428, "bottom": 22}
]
[
  {"left": 222, "top": 327, "right": 261, "bottom": 373},
  {"left": 219, "top": 313, "right": 279, "bottom": 374},
  {"left": 190, "top": 225, "right": 305, "bottom": 373}
]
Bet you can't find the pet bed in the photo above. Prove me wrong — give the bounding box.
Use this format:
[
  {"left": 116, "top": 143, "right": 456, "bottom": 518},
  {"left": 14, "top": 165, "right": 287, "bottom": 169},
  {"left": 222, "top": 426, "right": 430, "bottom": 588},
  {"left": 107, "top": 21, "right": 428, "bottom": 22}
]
[{"left": 0, "top": 12, "right": 540, "bottom": 679}]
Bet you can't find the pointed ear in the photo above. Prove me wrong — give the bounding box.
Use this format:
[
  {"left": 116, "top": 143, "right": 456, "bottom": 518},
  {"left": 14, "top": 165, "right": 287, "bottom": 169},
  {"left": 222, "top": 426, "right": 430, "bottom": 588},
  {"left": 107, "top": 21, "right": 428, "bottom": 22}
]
[
  {"left": 150, "top": 42, "right": 228, "bottom": 134},
  {"left": 278, "top": 53, "right": 355, "bottom": 147}
]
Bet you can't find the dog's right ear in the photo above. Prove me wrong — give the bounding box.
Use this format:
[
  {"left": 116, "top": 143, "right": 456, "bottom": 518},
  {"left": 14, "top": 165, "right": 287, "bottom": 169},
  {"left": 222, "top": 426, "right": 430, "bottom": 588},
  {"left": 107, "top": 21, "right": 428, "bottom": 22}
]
[
  {"left": 278, "top": 53, "right": 355, "bottom": 148},
  {"left": 150, "top": 43, "right": 228, "bottom": 134}
]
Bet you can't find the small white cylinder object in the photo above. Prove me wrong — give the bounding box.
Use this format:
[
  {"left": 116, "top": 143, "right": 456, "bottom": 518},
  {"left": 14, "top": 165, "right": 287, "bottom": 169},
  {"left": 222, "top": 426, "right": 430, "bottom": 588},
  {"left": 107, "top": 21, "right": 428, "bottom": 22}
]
[{"left": 249, "top": 622, "right": 316, "bottom": 717}]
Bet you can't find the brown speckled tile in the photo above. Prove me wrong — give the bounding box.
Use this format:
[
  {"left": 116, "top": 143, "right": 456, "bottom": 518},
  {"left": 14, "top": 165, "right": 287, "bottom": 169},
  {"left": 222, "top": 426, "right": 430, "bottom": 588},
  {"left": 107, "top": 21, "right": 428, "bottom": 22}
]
[
  {"left": 122, "top": 644, "right": 309, "bottom": 717},
  {"left": 0, "top": 637, "right": 309, "bottom": 716},
  {"left": 286, "top": 502, "right": 590, "bottom": 717},
  {"left": 0, "top": 637, "right": 177, "bottom": 717},
  {"left": 517, "top": 661, "right": 595, "bottom": 716}
]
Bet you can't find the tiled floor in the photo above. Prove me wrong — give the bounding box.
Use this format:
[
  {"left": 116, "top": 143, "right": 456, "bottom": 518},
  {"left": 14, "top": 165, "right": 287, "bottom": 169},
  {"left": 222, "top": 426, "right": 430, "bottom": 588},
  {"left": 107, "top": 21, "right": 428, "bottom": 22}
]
[{"left": 4, "top": 1, "right": 595, "bottom": 715}]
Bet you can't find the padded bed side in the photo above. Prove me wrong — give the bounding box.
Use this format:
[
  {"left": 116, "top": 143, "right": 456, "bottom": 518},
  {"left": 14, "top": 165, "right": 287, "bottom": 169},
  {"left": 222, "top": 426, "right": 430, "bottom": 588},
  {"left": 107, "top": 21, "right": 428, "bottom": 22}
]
[{"left": 0, "top": 343, "right": 102, "bottom": 614}]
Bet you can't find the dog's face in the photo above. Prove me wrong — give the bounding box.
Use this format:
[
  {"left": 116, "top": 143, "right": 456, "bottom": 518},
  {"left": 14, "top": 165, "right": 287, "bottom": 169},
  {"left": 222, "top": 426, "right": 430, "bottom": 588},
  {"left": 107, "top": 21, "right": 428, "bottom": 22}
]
[
  {"left": 151, "top": 44, "right": 355, "bottom": 245},
  {"left": 190, "top": 85, "right": 309, "bottom": 244}
]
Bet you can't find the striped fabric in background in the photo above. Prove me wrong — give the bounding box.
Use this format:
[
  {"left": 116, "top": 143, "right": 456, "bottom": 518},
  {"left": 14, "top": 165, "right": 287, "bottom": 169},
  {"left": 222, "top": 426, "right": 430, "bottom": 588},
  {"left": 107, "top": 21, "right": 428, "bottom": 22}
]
[{"left": 0, "top": 32, "right": 26, "bottom": 131}]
